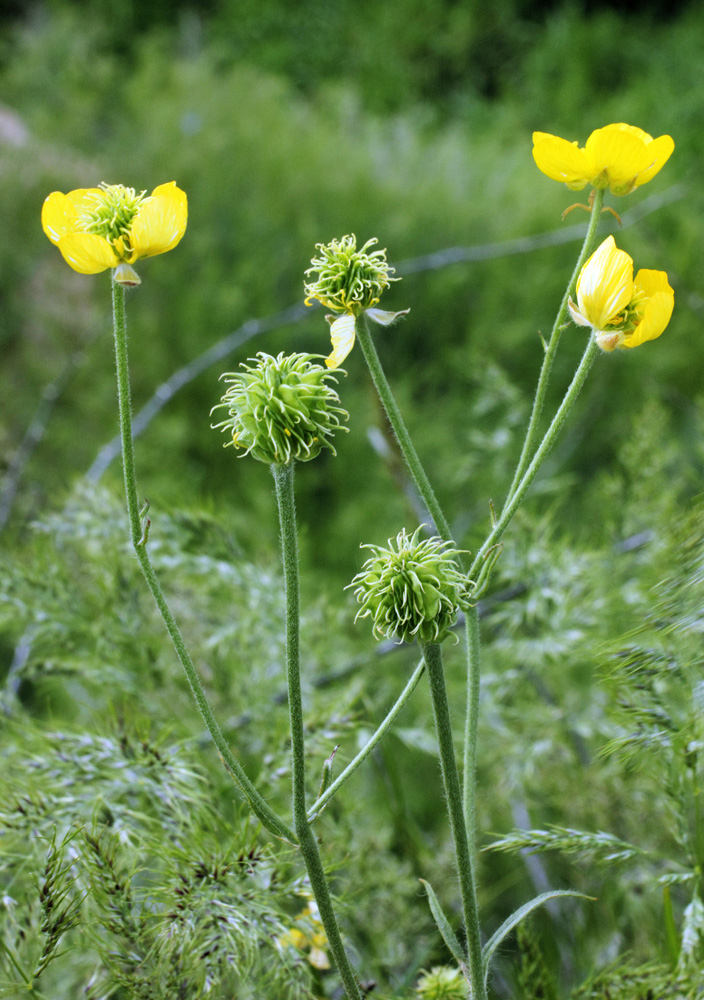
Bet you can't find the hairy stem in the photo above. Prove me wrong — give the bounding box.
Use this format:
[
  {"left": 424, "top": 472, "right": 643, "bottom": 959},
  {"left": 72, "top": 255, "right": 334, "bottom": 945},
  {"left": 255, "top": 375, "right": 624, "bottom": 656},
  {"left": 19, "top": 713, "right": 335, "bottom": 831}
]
[
  {"left": 356, "top": 312, "right": 452, "bottom": 541},
  {"left": 356, "top": 311, "right": 485, "bottom": 962},
  {"left": 271, "top": 460, "right": 363, "bottom": 1000},
  {"left": 111, "top": 277, "right": 295, "bottom": 845},
  {"left": 470, "top": 335, "right": 599, "bottom": 583},
  {"left": 462, "top": 604, "right": 481, "bottom": 856},
  {"left": 505, "top": 187, "right": 605, "bottom": 504},
  {"left": 423, "top": 641, "right": 486, "bottom": 1000},
  {"left": 308, "top": 656, "right": 426, "bottom": 820}
]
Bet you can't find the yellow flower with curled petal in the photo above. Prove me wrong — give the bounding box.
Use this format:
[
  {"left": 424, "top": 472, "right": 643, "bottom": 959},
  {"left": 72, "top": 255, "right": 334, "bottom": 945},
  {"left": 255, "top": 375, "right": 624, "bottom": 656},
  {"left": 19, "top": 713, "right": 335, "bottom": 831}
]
[
  {"left": 568, "top": 235, "right": 674, "bottom": 352},
  {"left": 533, "top": 124, "right": 674, "bottom": 196},
  {"left": 42, "top": 181, "right": 187, "bottom": 282}
]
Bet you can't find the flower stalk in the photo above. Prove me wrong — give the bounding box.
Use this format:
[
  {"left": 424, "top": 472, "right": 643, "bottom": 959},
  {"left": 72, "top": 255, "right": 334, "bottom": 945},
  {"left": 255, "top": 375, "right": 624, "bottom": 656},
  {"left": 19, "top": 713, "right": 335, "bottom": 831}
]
[
  {"left": 505, "top": 186, "right": 604, "bottom": 504},
  {"left": 353, "top": 306, "right": 486, "bottom": 941},
  {"left": 422, "top": 642, "right": 486, "bottom": 1000},
  {"left": 110, "top": 277, "right": 296, "bottom": 845},
  {"left": 271, "top": 460, "right": 363, "bottom": 1000},
  {"left": 462, "top": 603, "right": 481, "bottom": 853},
  {"left": 355, "top": 312, "right": 452, "bottom": 542},
  {"left": 471, "top": 334, "right": 600, "bottom": 583}
]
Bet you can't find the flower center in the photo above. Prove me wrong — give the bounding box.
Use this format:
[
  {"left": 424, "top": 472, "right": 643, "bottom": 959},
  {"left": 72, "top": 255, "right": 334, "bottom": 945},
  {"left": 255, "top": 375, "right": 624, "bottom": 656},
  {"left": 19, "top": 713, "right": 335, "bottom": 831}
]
[
  {"left": 79, "top": 183, "right": 149, "bottom": 254},
  {"left": 604, "top": 285, "right": 647, "bottom": 332}
]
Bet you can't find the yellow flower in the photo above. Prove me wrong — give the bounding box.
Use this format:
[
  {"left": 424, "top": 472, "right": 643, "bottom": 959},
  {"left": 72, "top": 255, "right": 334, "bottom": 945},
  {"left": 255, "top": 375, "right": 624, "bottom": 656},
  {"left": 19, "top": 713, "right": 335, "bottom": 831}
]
[
  {"left": 533, "top": 124, "right": 674, "bottom": 196},
  {"left": 42, "top": 181, "right": 187, "bottom": 279},
  {"left": 568, "top": 235, "right": 674, "bottom": 352},
  {"left": 278, "top": 899, "right": 331, "bottom": 971}
]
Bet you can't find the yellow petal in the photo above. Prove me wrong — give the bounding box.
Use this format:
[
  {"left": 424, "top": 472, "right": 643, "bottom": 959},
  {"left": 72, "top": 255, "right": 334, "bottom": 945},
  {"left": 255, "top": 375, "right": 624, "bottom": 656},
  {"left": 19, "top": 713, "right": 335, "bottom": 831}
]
[
  {"left": 576, "top": 236, "right": 633, "bottom": 329},
  {"left": 326, "top": 313, "right": 356, "bottom": 369},
  {"left": 584, "top": 125, "right": 653, "bottom": 190},
  {"left": 42, "top": 192, "right": 77, "bottom": 244},
  {"left": 634, "top": 134, "right": 675, "bottom": 187},
  {"left": 605, "top": 123, "right": 652, "bottom": 142},
  {"left": 532, "top": 132, "right": 591, "bottom": 189},
  {"left": 130, "top": 181, "right": 188, "bottom": 259},
  {"left": 42, "top": 188, "right": 104, "bottom": 244},
  {"left": 622, "top": 269, "right": 674, "bottom": 348},
  {"left": 56, "top": 233, "right": 119, "bottom": 274},
  {"left": 66, "top": 187, "right": 104, "bottom": 210}
]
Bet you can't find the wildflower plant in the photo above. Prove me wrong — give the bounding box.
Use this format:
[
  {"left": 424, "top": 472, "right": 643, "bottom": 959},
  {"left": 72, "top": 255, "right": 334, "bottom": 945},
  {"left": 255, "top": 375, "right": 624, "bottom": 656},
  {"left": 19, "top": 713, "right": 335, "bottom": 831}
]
[{"left": 31, "top": 120, "right": 681, "bottom": 999}]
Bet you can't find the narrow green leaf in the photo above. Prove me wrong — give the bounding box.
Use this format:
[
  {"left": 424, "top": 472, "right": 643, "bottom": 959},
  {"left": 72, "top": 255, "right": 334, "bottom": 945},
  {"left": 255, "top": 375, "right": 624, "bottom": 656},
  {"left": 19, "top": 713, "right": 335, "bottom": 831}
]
[
  {"left": 663, "top": 884, "right": 680, "bottom": 967},
  {"left": 482, "top": 890, "right": 593, "bottom": 987},
  {"left": 419, "top": 879, "right": 469, "bottom": 977}
]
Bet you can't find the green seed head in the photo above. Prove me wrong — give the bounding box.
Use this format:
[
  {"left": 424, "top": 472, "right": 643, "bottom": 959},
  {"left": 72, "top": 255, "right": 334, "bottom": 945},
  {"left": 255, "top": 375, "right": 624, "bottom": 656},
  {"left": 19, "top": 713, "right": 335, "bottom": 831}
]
[
  {"left": 416, "top": 966, "right": 468, "bottom": 1000},
  {"left": 212, "top": 352, "right": 348, "bottom": 465},
  {"left": 349, "top": 527, "right": 468, "bottom": 644},
  {"left": 304, "top": 235, "right": 398, "bottom": 314}
]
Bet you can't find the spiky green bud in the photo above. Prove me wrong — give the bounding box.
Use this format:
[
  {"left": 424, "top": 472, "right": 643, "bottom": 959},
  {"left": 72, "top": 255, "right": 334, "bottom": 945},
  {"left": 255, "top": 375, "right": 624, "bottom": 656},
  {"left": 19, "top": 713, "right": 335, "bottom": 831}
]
[
  {"left": 416, "top": 966, "right": 468, "bottom": 1000},
  {"left": 211, "top": 352, "right": 348, "bottom": 465},
  {"left": 304, "top": 235, "right": 398, "bottom": 315},
  {"left": 349, "top": 527, "right": 468, "bottom": 644}
]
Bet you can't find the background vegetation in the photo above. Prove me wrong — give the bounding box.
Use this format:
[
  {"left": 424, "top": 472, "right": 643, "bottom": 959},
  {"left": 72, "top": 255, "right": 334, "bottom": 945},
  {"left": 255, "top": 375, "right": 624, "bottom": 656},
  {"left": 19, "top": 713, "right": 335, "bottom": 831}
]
[{"left": 1, "top": 0, "right": 703, "bottom": 997}]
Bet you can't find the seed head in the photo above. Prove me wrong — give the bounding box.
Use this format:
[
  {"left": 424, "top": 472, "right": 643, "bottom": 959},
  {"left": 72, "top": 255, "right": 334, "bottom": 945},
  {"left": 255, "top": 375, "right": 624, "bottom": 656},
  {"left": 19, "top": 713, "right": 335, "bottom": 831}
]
[
  {"left": 349, "top": 527, "right": 468, "bottom": 644},
  {"left": 304, "top": 235, "right": 398, "bottom": 315},
  {"left": 212, "top": 352, "right": 348, "bottom": 465},
  {"left": 416, "top": 966, "right": 468, "bottom": 1000}
]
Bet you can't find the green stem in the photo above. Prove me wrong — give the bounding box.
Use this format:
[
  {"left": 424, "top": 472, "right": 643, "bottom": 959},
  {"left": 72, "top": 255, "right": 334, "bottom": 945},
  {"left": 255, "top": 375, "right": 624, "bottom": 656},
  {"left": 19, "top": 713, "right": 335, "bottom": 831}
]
[
  {"left": 422, "top": 642, "right": 486, "bottom": 1000},
  {"left": 271, "top": 461, "right": 363, "bottom": 1000},
  {"left": 356, "top": 313, "right": 452, "bottom": 542},
  {"left": 356, "top": 309, "right": 484, "bottom": 966},
  {"left": 505, "top": 188, "right": 605, "bottom": 505},
  {"left": 462, "top": 604, "right": 481, "bottom": 857},
  {"left": 308, "top": 656, "right": 426, "bottom": 821},
  {"left": 470, "top": 335, "right": 600, "bottom": 583},
  {"left": 110, "top": 277, "right": 296, "bottom": 846}
]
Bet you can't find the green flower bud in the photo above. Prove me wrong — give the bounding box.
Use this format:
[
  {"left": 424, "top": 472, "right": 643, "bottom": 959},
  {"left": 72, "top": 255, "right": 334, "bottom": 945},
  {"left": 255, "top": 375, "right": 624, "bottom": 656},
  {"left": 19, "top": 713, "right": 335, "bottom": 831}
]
[
  {"left": 416, "top": 965, "right": 468, "bottom": 1000},
  {"left": 349, "top": 527, "right": 468, "bottom": 644},
  {"left": 304, "top": 235, "right": 398, "bottom": 315},
  {"left": 211, "top": 352, "right": 348, "bottom": 465},
  {"left": 416, "top": 966, "right": 467, "bottom": 1000}
]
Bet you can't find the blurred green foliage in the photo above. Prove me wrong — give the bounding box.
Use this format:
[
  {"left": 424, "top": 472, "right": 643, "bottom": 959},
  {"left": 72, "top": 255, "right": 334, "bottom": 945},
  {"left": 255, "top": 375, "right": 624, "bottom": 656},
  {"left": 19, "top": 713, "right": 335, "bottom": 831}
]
[{"left": 1, "top": 0, "right": 702, "bottom": 576}]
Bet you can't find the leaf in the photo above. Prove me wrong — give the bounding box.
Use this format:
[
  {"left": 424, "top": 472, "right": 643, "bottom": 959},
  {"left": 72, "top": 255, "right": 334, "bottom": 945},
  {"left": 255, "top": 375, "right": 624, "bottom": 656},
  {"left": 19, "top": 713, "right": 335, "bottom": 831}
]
[
  {"left": 482, "top": 890, "right": 593, "bottom": 987},
  {"left": 663, "top": 884, "right": 680, "bottom": 966},
  {"left": 419, "top": 879, "right": 468, "bottom": 977}
]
